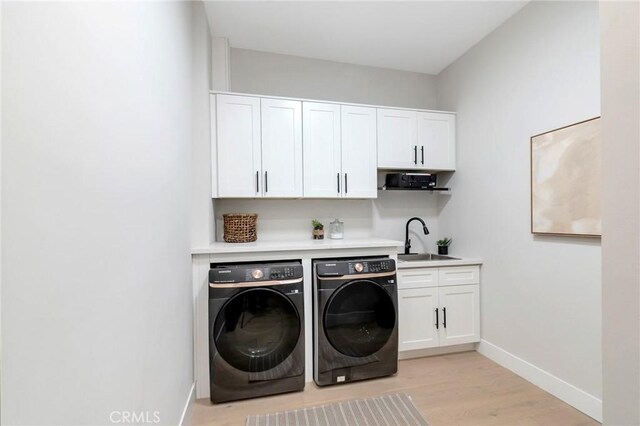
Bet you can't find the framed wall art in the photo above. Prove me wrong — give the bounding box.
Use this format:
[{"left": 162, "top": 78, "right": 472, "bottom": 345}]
[{"left": 530, "top": 117, "right": 602, "bottom": 237}]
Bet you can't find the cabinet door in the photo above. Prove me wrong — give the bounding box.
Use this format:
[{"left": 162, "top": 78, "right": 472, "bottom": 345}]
[
  {"left": 261, "top": 98, "right": 303, "bottom": 198},
  {"left": 303, "top": 102, "right": 341, "bottom": 198},
  {"left": 438, "top": 285, "right": 480, "bottom": 346},
  {"left": 216, "top": 94, "right": 262, "bottom": 197},
  {"left": 341, "top": 105, "right": 377, "bottom": 198},
  {"left": 398, "top": 287, "right": 439, "bottom": 351},
  {"left": 417, "top": 112, "right": 456, "bottom": 171},
  {"left": 377, "top": 108, "right": 418, "bottom": 169}
]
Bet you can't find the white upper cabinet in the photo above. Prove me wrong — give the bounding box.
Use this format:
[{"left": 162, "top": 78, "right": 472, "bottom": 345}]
[
  {"left": 303, "top": 102, "right": 342, "bottom": 198},
  {"left": 214, "top": 95, "right": 302, "bottom": 198},
  {"left": 377, "top": 109, "right": 419, "bottom": 169},
  {"left": 260, "top": 98, "right": 303, "bottom": 198},
  {"left": 378, "top": 108, "right": 456, "bottom": 171},
  {"left": 211, "top": 92, "right": 456, "bottom": 198},
  {"left": 215, "top": 94, "right": 262, "bottom": 198},
  {"left": 418, "top": 112, "right": 456, "bottom": 171},
  {"left": 302, "top": 103, "right": 377, "bottom": 198},
  {"left": 341, "top": 105, "right": 377, "bottom": 198}
]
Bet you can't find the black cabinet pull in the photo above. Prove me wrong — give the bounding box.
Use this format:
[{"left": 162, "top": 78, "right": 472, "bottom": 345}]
[
  {"left": 264, "top": 171, "right": 268, "bottom": 193},
  {"left": 435, "top": 308, "right": 439, "bottom": 329},
  {"left": 414, "top": 145, "right": 418, "bottom": 164},
  {"left": 345, "top": 173, "right": 348, "bottom": 194},
  {"left": 443, "top": 307, "right": 447, "bottom": 328},
  {"left": 421, "top": 146, "right": 424, "bottom": 165},
  {"left": 255, "top": 171, "right": 259, "bottom": 193},
  {"left": 337, "top": 172, "right": 340, "bottom": 193}
]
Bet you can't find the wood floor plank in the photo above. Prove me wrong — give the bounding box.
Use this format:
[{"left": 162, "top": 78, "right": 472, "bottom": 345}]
[{"left": 186, "top": 352, "right": 599, "bottom": 426}]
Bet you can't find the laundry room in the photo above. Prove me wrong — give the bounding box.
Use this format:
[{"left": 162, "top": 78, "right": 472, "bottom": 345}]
[{"left": 1, "top": 1, "right": 639, "bottom": 426}]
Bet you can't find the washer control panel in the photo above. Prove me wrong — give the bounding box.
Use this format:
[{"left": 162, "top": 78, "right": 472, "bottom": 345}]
[
  {"left": 266, "top": 265, "right": 298, "bottom": 280},
  {"left": 210, "top": 262, "right": 303, "bottom": 284},
  {"left": 316, "top": 258, "right": 396, "bottom": 277},
  {"left": 347, "top": 259, "right": 395, "bottom": 274}
]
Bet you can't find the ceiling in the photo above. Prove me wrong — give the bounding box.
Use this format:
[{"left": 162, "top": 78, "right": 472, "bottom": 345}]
[{"left": 204, "top": 1, "right": 529, "bottom": 75}]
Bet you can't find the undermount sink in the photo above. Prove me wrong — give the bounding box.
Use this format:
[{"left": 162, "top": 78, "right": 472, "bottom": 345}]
[{"left": 398, "top": 253, "right": 460, "bottom": 262}]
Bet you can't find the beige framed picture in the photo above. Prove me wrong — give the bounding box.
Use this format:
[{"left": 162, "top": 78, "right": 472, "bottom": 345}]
[{"left": 530, "top": 117, "right": 602, "bottom": 237}]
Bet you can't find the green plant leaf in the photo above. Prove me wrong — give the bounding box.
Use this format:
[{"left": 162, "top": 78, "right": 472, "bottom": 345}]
[{"left": 436, "top": 238, "right": 452, "bottom": 246}]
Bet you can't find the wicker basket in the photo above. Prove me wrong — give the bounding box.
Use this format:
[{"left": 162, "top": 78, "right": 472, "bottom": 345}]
[{"left": 223, "top": 213, "right": 258, "bottom": 243}]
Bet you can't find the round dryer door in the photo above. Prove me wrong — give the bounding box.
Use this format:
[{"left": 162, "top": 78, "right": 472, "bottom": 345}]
[
  {"left": 324, "top": 280, "right": 396, "bottom": 358},
  {"left": 213, "top": 288, "right": 301, "bottom": 373}
]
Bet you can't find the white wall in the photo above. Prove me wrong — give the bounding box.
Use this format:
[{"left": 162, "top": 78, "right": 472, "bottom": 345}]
[
  {"left": 215, "top": 192, "right": 441, "bottom": 253},
  {"left": 211, "top": 37, "right": 230, "bottom": 91},
  {"left": 230, "top": 48, "right": 438, "bottom": 109},
  {"left": 436, "top": 1, "right": 602, "bottom": 419},
  {"left": 2, "top": 3, "right": 194, "bottom": 424},
  {"left": 600, "top": 1, "right": 640, "bottom": 424},
  {"left": 191, "top": 2, "right": 215, "bottom": 247},
  {"left": 0, "top": 0, "right": 3, "bottom": 395}
]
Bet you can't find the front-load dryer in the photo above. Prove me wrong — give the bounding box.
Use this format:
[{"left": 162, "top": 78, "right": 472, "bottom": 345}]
[
  {"left": 313, "top": 257, "right": 398, "bottom": 386},
  {"left": 209, "top": 261, "right": 305, "bottom": 403}
]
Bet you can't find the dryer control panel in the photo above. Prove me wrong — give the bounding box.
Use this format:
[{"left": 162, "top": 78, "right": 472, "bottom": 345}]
[{"left": 316, "top": 258, "right": 396, "bottom": 277}]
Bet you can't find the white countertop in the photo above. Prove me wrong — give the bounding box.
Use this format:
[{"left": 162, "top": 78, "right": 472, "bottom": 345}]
[
  {"left": 397, "top": 255, "right": 483, "bottom": 268},
  {"left": 191, "top": 237, "right": 404, "bottom": 255}
]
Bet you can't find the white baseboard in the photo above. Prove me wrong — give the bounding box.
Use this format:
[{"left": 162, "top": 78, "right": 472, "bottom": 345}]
[
  {"left": 476, "top": 340, "right": 602, "bottom": 422},
  {"left": 399, "top": 343, "right": 476, "bottom": 360},
  {"left": 179, "top": 382, "right": 196, "bottom": 426}
]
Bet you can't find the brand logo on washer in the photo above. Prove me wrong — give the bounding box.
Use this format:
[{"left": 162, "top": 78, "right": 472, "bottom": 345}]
[
  {"left": 217, "top": 270, "right": 231, "bottom": 274},
  {"left": 337, "top": 376, "right": 345, "bottom": 383}
]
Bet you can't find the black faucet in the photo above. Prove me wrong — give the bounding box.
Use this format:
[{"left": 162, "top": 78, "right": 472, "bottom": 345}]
[{"left": 405, "top": 217, "right": 430, "bottom": 254}]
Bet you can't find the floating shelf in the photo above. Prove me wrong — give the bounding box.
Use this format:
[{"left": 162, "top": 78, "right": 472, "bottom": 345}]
[{"left": 377, "top": 186, "right": 450, "bottom": 192}]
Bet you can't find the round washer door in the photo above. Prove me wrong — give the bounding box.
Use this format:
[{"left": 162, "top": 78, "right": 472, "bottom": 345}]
[
  {"left": 323, "top": 280, "right": 396, "bottom": 358},
  {"left": 213, "top": 288, "right": 301, "bottom": 373}
]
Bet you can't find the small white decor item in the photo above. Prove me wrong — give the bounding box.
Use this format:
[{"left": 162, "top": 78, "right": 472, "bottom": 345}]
[{"left": 329, "top": 219, "right": 344, "bottom": 239}]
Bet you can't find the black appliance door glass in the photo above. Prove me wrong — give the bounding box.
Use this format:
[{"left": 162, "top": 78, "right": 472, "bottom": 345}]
[
  {"left": 324, "top": 280, "right": 396, "bottom": 357},
  {"left": 214, "top": 288, "right": 300, "bottom": 373}
]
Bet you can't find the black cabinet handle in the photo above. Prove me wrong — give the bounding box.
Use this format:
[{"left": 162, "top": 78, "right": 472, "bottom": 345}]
[
  {"left": 256, "top": 171, "right": 259, "bottom": 193},
  {"left": 337, "top": 173, "right": 340, "bottom": 193},
  {"left": 414, "top": 145, "right": 418, "bottom": 164},
  {"left": 421, "top": 146, "right": 424, "bottom": 165},
  {"left": 264, "top": 171, "right": 268, "bottom": 193},
  {"left": 443, "top": 307, "right": 447, "bottom": 328},
  {"left": 345, "top": 173, "right": 348, "bottom": 194},
  {"left": 435, "top": 308, "right": 439, "bottom": 329}
]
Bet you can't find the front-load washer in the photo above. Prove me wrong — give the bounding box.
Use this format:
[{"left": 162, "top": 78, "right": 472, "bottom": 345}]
[
  {"left": 208, "top": 261, "right": 305, "bottom": 403},
  {"left": 313, "top": 257, "right": 398, "bottom": 386}
]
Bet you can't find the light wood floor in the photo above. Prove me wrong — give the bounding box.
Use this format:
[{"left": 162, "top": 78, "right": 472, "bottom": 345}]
[{"left": 186, "top": 351, "right": 599, "bottom": 426}]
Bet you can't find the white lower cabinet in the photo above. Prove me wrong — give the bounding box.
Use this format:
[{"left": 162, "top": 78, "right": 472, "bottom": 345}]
[
  {"left": 398, "top": 265, "right": 480, "bottom": 352},
  {"left": 438, "top": 284, "right": 480, "bottom": 346},
  {"left": 398, "top": 287, "right": 439, "bottom": 351}
]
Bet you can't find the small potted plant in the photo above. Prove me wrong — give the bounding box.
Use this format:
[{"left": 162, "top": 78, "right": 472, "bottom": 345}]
[
  {"left": 312, "top": 220, "right": 324, "bottom": 240},
  {"left": 436, "top": 238, "right": 452, "bottom": 255}
]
